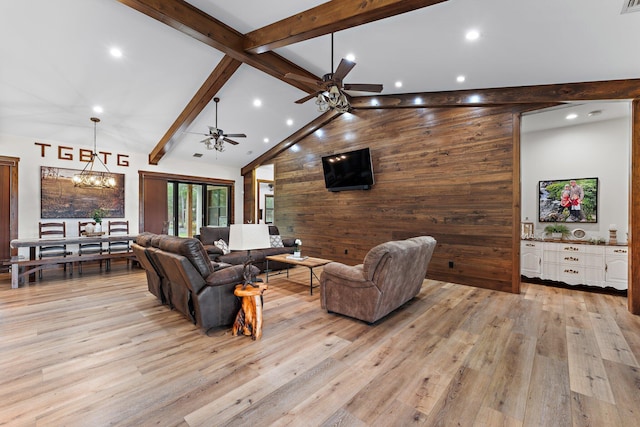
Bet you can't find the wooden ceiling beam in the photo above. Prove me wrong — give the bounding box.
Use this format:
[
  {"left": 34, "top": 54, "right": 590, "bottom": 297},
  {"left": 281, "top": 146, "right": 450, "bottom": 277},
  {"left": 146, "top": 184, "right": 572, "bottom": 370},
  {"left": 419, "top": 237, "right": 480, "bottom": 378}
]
[
  {"left": 116, "top": 0, "right": 320, "bottom": 93},
  {"left": 349, "top": 78, "right": 640, "bottom": 109},
  {"left": 148, "top": 55, "right": 241, "bottom": 165},
  {"left": 244, "top": 0, "right": 448, "bottom": 54},
  {"left": 241, "top": 111, "right": 342, "bottom": 175}
]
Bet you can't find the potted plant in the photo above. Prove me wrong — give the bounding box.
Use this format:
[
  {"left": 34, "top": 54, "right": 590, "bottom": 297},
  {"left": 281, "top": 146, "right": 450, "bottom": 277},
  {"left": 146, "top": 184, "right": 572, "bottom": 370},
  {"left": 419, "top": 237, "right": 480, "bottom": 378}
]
[
  {"left": 92, "top": 208, "right": 106, "bottom": 232},
  {"left": 544, "top": 224, "right": 570, "bottom": 240}
]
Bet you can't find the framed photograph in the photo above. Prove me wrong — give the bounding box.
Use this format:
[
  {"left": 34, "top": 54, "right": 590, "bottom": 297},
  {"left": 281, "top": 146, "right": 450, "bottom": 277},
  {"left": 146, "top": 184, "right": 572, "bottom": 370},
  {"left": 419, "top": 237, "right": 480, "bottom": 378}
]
[
  {"left": 538, "top": 177, "right": 598, "bottom": 223},
  {"left": 41, "top": 166, "right": 125, "bottom": 218}
]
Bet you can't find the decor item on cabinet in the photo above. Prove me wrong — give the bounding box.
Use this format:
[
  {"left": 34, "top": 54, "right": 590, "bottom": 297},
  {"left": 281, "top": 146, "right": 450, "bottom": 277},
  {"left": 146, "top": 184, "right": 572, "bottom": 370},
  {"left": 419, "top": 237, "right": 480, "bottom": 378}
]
[
  {"left": 72, "top": 117, "right": 117, "bottom": 188},
  {"left": 571, "top": 228, "right": 586, "bottom": 239},
  {"left": 538, "top": 177, "right": 598, "bottom": 223},
  {"left": 294, "top": 239, "right": 302, "bottom": 258},
  {"left": 40, "top": 166, "right": 124, "bottom": 219},
  {"left": 609, "top": 224, "right": 618, "bottom": 245},
  {"left": 544, "top": 224, "right": 570, "bottom": 240},
  {"left": 521, "top": 222, "right": 534, "bottom": 239}
]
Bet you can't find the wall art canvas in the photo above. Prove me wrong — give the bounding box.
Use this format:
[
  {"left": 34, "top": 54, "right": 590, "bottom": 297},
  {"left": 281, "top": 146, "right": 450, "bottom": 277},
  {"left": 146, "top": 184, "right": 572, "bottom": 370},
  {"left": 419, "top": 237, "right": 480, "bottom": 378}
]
[
  {"left": 538, "top": 177, "right": 598, "bottom": 223},
  {"left": 41, "top": 166, "right": 125, "bottom": 219}
]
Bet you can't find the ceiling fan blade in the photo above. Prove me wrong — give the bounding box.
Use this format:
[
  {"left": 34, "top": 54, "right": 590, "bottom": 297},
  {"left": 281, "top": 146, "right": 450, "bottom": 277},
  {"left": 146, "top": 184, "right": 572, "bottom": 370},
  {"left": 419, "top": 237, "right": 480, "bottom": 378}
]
[
  {"left": 333, "top": 59, "right": 356, "bottom": 82},
  {"left": 343, "top": 83, "right": 384, "bottom": 93},
  {"left": 185, "top": 131, "right": 208, "bottom": 136},
  {"left": 284, "top": 72, "right": 321, "bottom": 85},
  {"left": 224, "top": 133, "right": 246, "bottom": 138},
  {"left": 200, "top": 137, "right": 213, "bottom": 143},
  {"left": 295, "top": 91, "right": 323, "bottom": 104},
  {"left": 222, "top": 137, "right": 240, "bottom": 145}
]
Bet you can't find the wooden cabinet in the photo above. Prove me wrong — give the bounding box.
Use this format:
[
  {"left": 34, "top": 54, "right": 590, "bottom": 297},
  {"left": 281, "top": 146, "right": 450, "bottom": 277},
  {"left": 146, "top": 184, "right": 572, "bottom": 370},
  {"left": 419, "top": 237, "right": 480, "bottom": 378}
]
[{"left": 521, "top": 240, "right": 628, "bottom": 290}]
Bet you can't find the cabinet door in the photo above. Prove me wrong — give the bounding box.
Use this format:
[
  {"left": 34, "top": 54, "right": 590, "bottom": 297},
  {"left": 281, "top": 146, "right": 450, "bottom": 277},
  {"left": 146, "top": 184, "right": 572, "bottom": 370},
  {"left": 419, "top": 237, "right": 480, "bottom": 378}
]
[
  {"left": 605, "top": 257, "right": 628, "bottom": 290},
  {"left": 521, "top": 241, "right": 542, "bottom": 278}
]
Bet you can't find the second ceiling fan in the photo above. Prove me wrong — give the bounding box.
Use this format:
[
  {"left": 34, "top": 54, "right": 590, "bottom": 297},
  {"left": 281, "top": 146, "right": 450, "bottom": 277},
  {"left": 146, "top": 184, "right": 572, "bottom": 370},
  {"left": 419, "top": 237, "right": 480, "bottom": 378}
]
[
  {"left": 285, "top": 33, "right": 383, "bottom": 112},
  {"left": 189, "top": 97, "right": 246, "bottom": 152}
]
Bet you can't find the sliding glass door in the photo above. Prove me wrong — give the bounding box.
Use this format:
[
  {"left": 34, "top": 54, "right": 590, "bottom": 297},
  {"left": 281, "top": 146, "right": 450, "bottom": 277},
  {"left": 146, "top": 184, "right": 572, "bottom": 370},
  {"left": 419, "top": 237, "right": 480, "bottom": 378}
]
[{"left": 167, "top": 181, "right": 232, "bottom": 237}]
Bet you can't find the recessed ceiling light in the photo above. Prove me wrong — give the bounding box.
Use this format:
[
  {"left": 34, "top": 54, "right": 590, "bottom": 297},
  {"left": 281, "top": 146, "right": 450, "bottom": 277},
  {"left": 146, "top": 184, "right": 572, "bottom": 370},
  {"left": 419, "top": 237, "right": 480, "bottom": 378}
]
[
  {"left": 468, "top": 95, "right": 481, "bottom": 103},
  {"left": 93, "top": 105, "right": 103, "bottom": 113},
  {"left": 566, "top": 113, "right": 578, "bottom": 120},
  {"left": 395, "top": 81, "right": 403, "bottom": 88},
  {"left": 465, "top": 30, "right": 480, "bottom": 41},
  {"left": 588, "top": 110, "right": 603, "bottom": 117},
  {"left": 456, "top": 75, "right": 466, "bottom": 83},
  {"left": 253, "top": 99, "right": 262, "bottom": 107},
  {"left": 263, "top": 137, "right": 269, "bottom": 143},
  {"left": 346, "top": 53, "right": 356, "bottom": 62},
  {"left": 109, "top": 47, "right": 123, "bottom": 58},
  {"left": 316, "top": 129, "right": 324, "bottom": 137},
  {"left": 193, "top": 153, "right": 203, "bottom": 158},
  {"left": 371, "top": 99, "right": 379, "bottom": 106},
  {"left": 286, "top": 119, "right": 293, "bottom": 126},
  {"left": 414, "top": 97, "right": 423, "bottom": 105}
]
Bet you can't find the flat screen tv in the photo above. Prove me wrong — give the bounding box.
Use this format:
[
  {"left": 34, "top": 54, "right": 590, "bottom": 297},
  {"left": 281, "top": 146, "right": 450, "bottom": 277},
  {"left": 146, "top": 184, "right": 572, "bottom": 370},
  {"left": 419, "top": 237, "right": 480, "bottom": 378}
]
[{"left": 321, "top": 148, "right": 374, "bottom": 192}]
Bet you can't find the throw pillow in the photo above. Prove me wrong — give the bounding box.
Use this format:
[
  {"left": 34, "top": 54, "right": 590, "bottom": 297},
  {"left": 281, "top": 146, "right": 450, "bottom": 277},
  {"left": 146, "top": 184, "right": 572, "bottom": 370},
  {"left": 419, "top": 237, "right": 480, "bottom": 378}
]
[
  {"left": 214, "top": 239, "right": 230, "bottom": 255},
  {"left": 270, "top": 235, "right": 284, "bottom": 248}
]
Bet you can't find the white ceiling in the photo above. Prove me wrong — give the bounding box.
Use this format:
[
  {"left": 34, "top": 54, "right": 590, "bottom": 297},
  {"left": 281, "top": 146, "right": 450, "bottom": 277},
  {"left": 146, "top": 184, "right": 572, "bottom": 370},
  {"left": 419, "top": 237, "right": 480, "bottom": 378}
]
[{"left": 1, "top": 0, "right": 638, "bottom": 168}]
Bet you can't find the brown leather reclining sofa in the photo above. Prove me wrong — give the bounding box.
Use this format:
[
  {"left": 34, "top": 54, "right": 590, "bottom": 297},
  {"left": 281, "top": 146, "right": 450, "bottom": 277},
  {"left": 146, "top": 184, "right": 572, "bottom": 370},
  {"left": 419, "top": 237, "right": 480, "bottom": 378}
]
[
  {"left": 197, "top": 225, "right": 296, "bottom": 272},
  {"left": 133, "top": 232, "right": 259, "bottom": 331}
]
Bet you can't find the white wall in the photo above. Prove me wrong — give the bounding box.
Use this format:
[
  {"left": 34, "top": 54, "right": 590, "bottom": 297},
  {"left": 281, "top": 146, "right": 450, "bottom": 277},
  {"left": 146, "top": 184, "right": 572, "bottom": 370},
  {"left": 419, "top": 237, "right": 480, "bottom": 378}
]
[
  {"left": 1, "top": 134, "right": 243, "bottom": 257},
  {"left": 521, "top": 116, "right": 630, "bottom": 243}
]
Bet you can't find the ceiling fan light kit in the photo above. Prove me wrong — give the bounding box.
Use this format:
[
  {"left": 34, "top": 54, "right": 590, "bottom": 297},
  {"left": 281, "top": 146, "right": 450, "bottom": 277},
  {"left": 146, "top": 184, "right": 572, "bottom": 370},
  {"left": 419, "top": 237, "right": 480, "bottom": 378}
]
[{"left": 73, "top": 117, "right": 117, "bottom": 189}]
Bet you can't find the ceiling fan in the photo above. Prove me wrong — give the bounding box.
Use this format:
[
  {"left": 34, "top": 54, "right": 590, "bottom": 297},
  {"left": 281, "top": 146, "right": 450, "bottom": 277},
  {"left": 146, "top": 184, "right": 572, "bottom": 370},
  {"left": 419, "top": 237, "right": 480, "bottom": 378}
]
[
  {"left": 284, "top": 33, "right": 383, "bottom": 112},
  {"left": 188, "top": 97, "right": 246, "bottom": 152}
]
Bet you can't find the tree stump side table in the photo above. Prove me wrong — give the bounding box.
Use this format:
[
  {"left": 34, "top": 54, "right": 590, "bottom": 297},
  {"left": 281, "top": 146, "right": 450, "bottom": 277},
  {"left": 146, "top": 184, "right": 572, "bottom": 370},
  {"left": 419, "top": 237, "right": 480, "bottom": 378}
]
[{"left": 232, "top": 283, "right": 268, "bottom": 340}]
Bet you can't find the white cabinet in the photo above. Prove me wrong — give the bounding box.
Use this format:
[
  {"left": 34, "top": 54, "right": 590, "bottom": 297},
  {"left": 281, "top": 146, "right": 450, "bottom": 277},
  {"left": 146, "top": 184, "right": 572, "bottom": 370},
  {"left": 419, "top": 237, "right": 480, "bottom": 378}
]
[
  {"left": 605, "top": 246, "right": 629, "bottom": 290},
  {"left": 521, "top": 241, "right": 542, "bottom": 278},
  {"left": 520, "top": 240, "right": 628, "bottom": 290}
]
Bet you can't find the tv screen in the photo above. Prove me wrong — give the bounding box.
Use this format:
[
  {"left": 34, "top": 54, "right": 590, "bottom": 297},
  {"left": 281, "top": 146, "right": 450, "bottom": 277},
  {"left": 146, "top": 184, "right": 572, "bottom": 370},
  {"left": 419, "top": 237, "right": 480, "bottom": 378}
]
[{"left": 321, "top": 148, "right": 374, "bottom": 192}]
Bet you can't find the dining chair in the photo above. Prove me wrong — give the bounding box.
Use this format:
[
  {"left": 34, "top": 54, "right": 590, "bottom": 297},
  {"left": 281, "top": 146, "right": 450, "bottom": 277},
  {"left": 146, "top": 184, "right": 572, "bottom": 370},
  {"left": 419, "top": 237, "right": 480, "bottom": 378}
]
[
  {"left": 77, "top": 221, "right": 103, "bottom": 274},
  {"left": 38, "top": 221, "right": 71, "bottom": 279},
  {"left": 107, "top": 220, "right": 131, "bottom": 270}
]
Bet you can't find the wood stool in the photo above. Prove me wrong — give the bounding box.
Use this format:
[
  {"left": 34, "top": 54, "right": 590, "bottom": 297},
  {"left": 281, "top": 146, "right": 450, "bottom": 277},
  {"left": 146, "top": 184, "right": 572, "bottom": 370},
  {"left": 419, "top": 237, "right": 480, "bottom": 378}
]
[{"left": 232, "top": 283, "right": 268, "bottom": 340}]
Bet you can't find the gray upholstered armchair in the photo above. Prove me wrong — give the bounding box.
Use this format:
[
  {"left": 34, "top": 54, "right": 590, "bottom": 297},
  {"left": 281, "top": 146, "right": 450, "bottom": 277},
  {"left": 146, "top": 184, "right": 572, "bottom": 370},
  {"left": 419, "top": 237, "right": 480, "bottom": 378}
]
[{"left": 320, "top": 236, "right": 437, "bottom": 323}]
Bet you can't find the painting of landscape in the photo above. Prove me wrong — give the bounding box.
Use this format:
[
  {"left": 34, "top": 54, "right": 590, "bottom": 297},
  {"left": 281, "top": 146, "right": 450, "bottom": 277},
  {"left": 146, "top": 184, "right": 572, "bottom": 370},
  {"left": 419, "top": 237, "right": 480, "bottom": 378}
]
[{"left": 41, "top": 166, "right": 125, "bottom": 219}]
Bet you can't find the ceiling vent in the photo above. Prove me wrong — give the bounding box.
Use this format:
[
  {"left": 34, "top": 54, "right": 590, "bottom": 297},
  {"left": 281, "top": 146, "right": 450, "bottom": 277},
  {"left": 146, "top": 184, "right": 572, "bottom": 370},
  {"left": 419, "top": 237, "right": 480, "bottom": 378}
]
[{"left": 621, "top": 0, "right": 640, "bottom": 14}]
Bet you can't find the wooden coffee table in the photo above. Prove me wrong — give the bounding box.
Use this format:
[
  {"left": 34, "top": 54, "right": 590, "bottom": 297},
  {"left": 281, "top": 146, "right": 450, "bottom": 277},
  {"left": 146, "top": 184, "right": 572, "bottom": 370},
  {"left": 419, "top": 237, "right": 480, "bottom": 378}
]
[{"left": 265, "top": 254, "right": 332, "bottom": 295}]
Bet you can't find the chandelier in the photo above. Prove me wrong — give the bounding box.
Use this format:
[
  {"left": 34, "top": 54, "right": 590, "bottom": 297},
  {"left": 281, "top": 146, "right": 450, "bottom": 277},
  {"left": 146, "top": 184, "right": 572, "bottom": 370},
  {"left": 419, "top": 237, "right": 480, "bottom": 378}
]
[
  {"left": 315, "top": 84, "right": 350, "bottom": 113},
  {"left": 72, "top": 117, "right": 116, "bottom": 188}
]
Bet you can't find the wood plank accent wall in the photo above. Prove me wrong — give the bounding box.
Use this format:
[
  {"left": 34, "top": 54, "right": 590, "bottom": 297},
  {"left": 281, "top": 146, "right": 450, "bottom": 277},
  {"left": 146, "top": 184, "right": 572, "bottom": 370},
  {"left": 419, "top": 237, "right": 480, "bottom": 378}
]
[{"left": 274, "top": 106, "right": 530, "bottom": 293}]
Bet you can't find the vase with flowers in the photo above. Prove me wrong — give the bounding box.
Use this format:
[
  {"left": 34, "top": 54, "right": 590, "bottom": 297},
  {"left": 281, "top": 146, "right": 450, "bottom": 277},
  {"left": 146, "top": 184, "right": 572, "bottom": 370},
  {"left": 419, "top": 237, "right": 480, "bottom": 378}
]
[
  {"left": 294, "top": 239, "right": 302, "bottom": 258},
  {"left": 92, "top": 208, "right": 106, "bottom": 233}
]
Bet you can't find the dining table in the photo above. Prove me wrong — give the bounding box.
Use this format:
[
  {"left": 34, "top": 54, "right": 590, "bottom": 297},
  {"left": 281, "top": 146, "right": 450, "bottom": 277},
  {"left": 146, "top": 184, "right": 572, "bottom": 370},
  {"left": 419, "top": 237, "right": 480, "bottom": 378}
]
[{"left": 7, "top": 234, "right": 138, "bottom": 288}]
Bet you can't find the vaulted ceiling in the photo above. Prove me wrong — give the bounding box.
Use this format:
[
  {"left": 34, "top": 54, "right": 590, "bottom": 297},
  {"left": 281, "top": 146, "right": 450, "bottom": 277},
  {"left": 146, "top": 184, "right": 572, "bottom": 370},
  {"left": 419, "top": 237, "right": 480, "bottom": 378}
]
[{"left": 1, "top": 0, "right": 639, "bottom": 169}]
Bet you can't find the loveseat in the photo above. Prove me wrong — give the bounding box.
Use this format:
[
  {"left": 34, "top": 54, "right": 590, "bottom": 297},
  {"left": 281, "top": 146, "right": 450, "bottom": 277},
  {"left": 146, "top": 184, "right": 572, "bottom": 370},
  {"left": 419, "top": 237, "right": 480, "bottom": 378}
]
[
  {"left": 133, "top": 232, "right": 259, "bottom": 331},
  {"left": 320, "top": 236, "right": 437, "bottom": 323},
  {"left": 197, "top": 225, "right": 296, "bottom": 272}
]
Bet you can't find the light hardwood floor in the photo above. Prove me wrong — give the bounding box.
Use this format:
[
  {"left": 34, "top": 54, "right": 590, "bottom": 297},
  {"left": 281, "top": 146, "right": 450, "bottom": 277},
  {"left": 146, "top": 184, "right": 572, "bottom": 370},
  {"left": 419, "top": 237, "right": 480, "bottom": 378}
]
[{"left": 1, "top": 263, "right": 639, "bottom": 426}]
